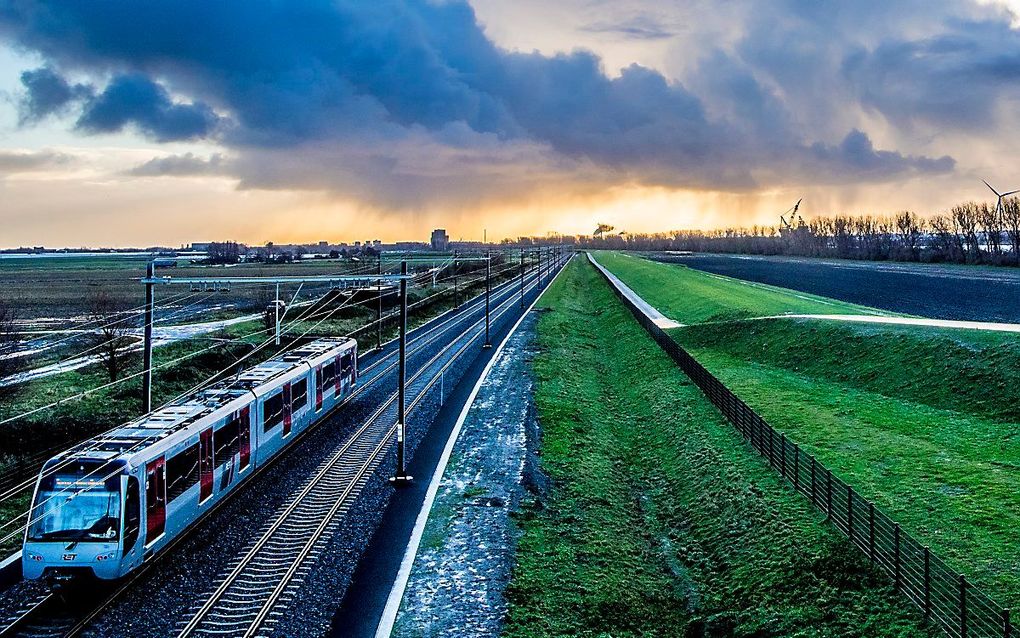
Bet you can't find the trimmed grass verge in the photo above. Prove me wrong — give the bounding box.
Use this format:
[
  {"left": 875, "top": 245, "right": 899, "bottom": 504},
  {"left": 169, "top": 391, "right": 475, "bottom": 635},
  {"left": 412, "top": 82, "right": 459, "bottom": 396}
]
[
  {"left": 503, "top": 258, "right": 931, "bottom": 637},
  {"left": 595, "top": 250, "right": 1020, "bottom": 609}
]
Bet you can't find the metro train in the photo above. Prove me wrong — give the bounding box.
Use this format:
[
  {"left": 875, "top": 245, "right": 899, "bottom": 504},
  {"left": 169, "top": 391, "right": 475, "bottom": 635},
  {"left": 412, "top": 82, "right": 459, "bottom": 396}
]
[{"left": 22, "top": 337, "right": 357, "bottom": 585}]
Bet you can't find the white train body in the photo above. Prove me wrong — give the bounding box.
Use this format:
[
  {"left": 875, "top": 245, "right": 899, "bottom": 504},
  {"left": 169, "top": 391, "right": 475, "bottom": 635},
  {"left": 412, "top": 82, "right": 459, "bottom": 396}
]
[{"left": 23, "top": 337, "right": 357, "bottom": 583}]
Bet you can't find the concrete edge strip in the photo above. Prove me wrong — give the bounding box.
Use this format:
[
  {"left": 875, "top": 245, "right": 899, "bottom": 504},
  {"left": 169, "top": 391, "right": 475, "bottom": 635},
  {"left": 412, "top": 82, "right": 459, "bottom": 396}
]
[
  {"left": 373, "top": 256, "right": 572, "bottom": 638},
  {"left": 753, "top": 313, "right": 1020, "bottom": 332},
  {"left": 586, "top": 253, "right": 684, "bottom": 329}
]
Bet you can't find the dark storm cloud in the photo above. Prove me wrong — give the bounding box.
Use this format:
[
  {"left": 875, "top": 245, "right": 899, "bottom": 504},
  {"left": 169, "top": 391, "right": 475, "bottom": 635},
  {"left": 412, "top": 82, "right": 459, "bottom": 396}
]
[
  {"left": 18, "top": 66, "right": 91, "bottom": 123},
  {"left": 128, "top": 152, "right": 227, "bottom": 177},
  {"left": 842, "top": 18, "right": 1020, "bottom": 130},
  {"left": 809, "top": 129, "right": 955, "bottom": 180},
  {"left": 0, "top": 0, "right": 967, "bottom": 203},
  {"left": 76, "top": 74, "right": 221, "bottom": 142}
]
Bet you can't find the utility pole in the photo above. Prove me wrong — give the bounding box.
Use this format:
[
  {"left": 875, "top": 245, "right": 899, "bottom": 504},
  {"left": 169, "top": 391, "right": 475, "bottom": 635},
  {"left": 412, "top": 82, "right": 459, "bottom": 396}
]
[
  {"left": 142, "top": 261, "right": 155, "bottom": 414},
  {"left": 483, "top": 250, "right": 492, "bottom": 348},
  {"left": 274, "top": 282, "right": 281, "bottom": 346},
  {"left": 376, "top": 252, "right": 382, "bottom": 351},
  {"left": 519, "top": 248, "right": 525, "bottom": 309},
  {"left": 453, "top": 250, "right": 459, "bottom": 309},
  {"left": 391, "top": 259, "right": 412, "bottom": 486}
]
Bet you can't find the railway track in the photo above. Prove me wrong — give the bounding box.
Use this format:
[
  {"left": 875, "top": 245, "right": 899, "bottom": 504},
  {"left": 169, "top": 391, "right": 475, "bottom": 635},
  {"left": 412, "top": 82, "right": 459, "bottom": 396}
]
[
  {"left": 174, "top": 258, "right": 561, "bottom": 637},
  {"left": 0, "top": 257, "right": 566, "bottom": 638}
]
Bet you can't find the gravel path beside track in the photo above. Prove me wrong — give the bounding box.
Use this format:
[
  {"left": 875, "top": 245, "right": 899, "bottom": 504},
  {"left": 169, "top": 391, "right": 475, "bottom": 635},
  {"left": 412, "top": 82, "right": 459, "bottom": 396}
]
[{"left": 390, "top": 313, "right": 538, "bottom": 638}]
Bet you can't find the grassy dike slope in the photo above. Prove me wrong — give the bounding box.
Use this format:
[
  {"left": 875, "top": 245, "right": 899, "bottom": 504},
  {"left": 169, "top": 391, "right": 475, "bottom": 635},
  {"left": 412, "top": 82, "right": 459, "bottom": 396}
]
[
  {"left": 594, "top": 251, "right": 1020, "bottom": 608},
  {"left": 503, "top": 258, "right": 930, "bottom": 638}
]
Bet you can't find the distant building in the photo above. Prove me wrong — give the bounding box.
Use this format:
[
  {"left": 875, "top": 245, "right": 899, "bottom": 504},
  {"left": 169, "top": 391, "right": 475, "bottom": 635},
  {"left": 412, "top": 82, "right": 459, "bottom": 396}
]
[
  {"left": 190, "top": 242, "right": 213, "bottom": 252},
  {"left": 430, "top": 229, "right": 450, "bottom": 251}
]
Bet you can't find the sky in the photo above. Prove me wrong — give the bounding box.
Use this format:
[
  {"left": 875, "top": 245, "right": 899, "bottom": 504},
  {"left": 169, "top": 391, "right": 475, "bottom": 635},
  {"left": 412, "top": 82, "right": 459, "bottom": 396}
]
[{"left": 1, "top": 0, "right": 1020, "bottom": 248}]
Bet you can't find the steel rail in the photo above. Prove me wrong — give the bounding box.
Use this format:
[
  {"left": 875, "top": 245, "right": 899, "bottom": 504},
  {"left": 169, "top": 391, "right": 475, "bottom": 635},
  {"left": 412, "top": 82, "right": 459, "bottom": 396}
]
[
  {"left": 0, "top": 260, "right": 557, "bottom": 638},
  {"left": 176, "top": 258, "right": 560, "bottom": 638}
]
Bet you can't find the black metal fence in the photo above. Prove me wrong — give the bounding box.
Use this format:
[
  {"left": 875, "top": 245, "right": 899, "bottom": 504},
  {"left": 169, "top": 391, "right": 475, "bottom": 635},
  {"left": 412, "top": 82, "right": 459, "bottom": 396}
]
[{"left": 587, "top": 253, "right": 1011, "bottom": 638}]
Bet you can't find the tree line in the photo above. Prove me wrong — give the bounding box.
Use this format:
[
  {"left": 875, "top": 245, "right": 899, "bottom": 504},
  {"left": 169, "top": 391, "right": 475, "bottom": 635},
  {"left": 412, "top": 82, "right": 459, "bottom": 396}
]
[{"left": 505, "top": 197, "right": 1020, "bottom": 266}]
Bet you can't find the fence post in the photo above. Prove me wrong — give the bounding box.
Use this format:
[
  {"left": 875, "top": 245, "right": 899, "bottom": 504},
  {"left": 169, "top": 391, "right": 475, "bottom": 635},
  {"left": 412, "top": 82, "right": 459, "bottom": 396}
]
[
  {"left": 826, "top": 470, "right": 833, "bottom": 521},
  {"left": 960, "top": 574, "right": 968, "bottom": 638},
  {"left": 868, "top": 503, "right": 875, "bottom": 562},
  {"left": 894, "top": 523, "right": 901, "bottom": 592},
  {"left": 847, "top": 486, "right": 854, "bottom": 540},
  {"left": 793, "top": 444, "right": 800, "bottom": 491},
  {"left": 1004, "top": 609, "right": 1012, "bottom": 638},
  {"left": 768, "top": 428, "right": 775, "bottom": 467},
  {"left": 780, "top": 433, "right": 787, "bottom": 478},
  {"left": 810, "top": 456, "right": 816, "bottom": 506},
  {"left": 924, "top": 546, "right": 931, "bottom": 620}
]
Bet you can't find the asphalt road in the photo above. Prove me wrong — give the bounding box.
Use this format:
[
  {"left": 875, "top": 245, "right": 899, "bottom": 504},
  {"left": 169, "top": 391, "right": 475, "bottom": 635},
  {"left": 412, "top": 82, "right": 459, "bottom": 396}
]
[{"left": 653, "top": 253, "right": 1020, "bottom": 322}]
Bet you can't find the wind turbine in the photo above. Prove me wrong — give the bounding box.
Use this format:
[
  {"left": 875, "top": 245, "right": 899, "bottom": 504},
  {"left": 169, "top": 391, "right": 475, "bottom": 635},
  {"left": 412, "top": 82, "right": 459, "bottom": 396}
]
[{"left": 982, "top": 179, "right": 1020, "bottom": 217}]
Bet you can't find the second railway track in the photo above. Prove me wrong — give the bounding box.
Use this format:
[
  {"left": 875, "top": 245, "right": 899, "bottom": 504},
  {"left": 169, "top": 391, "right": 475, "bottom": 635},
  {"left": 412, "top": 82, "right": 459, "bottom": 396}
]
[
  {"left": 175, "top": 259, "right": 560, "bottom": 638},
  {"left": 0, "top": 256, "right": 567, "bottom": 638}
]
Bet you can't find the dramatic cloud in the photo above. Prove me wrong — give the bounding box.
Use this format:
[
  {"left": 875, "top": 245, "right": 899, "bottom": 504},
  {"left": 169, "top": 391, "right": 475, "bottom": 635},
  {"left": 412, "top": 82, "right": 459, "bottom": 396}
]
[
  {"left": 127, "top": 152, "right": 227, "bottom": 177},
  {"left": 18, "top": 66, "right": 91, "bottom": 123},
  {"left": 75, "top": 74, "right": 221, "bottom": 142},
  {"left": 1, "top": 0, "right": 1002, "bottom": 210}
]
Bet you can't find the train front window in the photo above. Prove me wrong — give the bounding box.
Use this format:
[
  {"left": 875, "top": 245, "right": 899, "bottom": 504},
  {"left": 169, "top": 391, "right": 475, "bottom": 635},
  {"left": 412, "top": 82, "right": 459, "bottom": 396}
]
[{"left": 28, "top": 485, "right": 121, "bottom": 542}]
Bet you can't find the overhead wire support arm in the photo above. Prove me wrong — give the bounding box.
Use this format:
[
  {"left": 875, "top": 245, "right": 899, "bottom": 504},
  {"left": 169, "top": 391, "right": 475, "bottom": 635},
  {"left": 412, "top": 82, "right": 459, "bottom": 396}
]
[{"left": 140, "top": 274, "right": 414, "bottom": 287}]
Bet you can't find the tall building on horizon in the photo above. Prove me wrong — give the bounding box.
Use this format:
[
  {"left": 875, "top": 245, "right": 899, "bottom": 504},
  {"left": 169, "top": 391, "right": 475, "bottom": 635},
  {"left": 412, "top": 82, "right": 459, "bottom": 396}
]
[{"left": 430, "top": 228, "right": 450, "bottom": 251}]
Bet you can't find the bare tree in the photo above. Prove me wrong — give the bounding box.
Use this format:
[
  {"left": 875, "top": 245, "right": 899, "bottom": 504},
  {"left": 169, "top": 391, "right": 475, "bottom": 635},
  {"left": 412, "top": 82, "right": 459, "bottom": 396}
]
[
  {"left": 0, "top": 298, "right": 21, "bottom": 391},
  {"left": 894, "top": 211, "right": 922, "bottom": 260},
  {"left": 86, "top": 289, "right": 134, "bottom": 382},
  {"left": 951, "top": 203, "right": 981, "bottom": 262},
  {"left": 978, "top": 202, "right": 1004, "bottom": 261},
  {"left": 1003, "top": 197, "right": 1020, "bottom": 265}
]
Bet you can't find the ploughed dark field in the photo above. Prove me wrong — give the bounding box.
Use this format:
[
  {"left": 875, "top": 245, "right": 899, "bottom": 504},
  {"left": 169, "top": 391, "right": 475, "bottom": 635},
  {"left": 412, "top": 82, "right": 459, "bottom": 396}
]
[{"left": 651, "top": 253, "right": 1020, "bottom": 322}]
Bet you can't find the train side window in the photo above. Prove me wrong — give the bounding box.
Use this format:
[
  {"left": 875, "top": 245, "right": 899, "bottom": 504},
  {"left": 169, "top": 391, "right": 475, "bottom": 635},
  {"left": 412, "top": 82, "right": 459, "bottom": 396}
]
[
  {"left": 321, "top": 362, "right": 336, "bottom": 390},
  {"left": 166, "top": 444, "right": 199, "bottom": 502},
  {"left": 124, "top": 476, "right": 140, "bottom": 554},
  {"left": 292, "top": 379, "right": 308, "bottom": 411},
  {"left": 263, "top": 392, "right": 284, "bottom": 432},
  {"left": 215, "top": 418, "right": 240, "bottom": 465}
]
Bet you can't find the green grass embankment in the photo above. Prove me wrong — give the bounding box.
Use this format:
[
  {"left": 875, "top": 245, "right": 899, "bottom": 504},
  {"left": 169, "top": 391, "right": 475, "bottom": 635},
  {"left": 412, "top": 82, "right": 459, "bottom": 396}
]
[
  {"left": 503, "top": 258, "right": 931, "bottom": 637},
  {"left": 595, "top": 251, "right": 1020, "bottom": 608}
]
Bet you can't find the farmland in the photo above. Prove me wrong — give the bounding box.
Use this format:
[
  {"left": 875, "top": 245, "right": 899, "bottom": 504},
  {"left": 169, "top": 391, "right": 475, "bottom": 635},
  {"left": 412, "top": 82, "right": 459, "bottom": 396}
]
[
  {"left": 503, "top": 258, "right": 930, "bottom": 637},
  {"left": 0, "top": 253, "right": 521, "bottom": 557},
  {"left": 594, "top": 251, "right": 1020, "bottom": 609},
  {"left": 654, "top": 252, "right": 1020, "bottom": 322}
]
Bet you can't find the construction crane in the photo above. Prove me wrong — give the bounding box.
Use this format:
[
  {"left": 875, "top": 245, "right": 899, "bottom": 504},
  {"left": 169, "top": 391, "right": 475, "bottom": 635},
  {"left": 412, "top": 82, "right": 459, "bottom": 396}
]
[{"left": 780, "top": 198, "right": 803, "bottom": 231}]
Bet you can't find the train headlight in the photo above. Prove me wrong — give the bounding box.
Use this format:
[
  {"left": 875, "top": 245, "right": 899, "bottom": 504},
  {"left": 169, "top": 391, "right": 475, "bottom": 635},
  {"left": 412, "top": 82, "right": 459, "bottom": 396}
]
[
  {"left": 25, "top": 552, "right": 42, "bottom": 562},
  {"left": 95, "top": 552, "right": 117, "bottom": 562}
]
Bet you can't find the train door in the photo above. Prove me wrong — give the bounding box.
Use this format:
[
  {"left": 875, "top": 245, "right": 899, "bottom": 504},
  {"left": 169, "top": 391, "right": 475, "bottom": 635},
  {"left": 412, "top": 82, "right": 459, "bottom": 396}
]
[
  {"left": 124, "top": 476, "right": 140, "bottom": 555},
  {"left": 199, "top": 428, "right": 214, "bottom": 502},
  {"left": 238, "top": 406, "right": 251, "bottom": 470},
  {"left": 315, "top": 365, "right": 323, "bottom": 412},
  {"left": 334, "top": 355, "right": 343, "bottom": 395},
  {"left": 283, "top": 383, "right": 293, "bottom": 436},
  {"left": 145, "top": 457, "right": 166, "bottom": 543}
]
